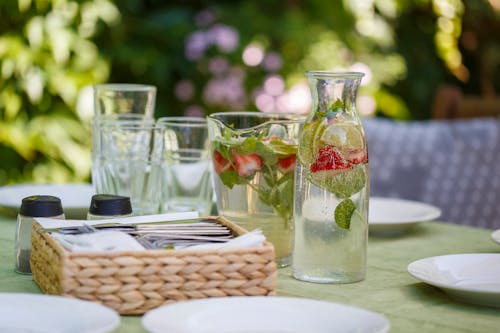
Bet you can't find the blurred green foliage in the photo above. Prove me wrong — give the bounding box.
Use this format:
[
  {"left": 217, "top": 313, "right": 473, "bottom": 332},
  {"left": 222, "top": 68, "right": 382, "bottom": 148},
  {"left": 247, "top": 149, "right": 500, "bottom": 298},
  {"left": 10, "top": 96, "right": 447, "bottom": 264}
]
[
  {"left": 0, "top": 0, "right": 498, "bottom": 184},
  {"left": 0, "top": 0, "right": 118, "bottom": 184}
]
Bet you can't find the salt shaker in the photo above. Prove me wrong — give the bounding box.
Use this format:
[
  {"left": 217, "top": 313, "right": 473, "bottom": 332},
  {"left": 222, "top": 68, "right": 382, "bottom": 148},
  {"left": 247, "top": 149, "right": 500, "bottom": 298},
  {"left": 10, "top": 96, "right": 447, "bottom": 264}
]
[
  {"left": 87, "top": 194, "right": 133, "bottom": 220},
  {"left": 15, "top": 195, "right": 65, "bottom": 274}
]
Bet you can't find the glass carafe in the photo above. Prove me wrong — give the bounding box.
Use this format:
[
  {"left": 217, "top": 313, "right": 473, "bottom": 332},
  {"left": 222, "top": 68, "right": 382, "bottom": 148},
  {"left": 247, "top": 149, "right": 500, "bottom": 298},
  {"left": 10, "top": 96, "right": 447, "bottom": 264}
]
[{"left": 293, "top": 71, "right": 369, "bottom": 283}]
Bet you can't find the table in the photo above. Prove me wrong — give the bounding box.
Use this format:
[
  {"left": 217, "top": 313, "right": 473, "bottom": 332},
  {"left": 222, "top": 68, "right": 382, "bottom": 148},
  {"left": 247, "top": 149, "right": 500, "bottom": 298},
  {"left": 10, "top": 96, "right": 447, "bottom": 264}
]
[{"left": 1, "top": 216, "right": 499, "bottom": 332}]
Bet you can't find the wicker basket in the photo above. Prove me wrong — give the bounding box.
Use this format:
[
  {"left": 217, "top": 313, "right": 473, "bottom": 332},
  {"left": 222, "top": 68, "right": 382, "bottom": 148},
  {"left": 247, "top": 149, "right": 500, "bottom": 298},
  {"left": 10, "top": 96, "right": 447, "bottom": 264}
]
[{"left": 30, "top": 216, "right": 277, "bottom": 315}]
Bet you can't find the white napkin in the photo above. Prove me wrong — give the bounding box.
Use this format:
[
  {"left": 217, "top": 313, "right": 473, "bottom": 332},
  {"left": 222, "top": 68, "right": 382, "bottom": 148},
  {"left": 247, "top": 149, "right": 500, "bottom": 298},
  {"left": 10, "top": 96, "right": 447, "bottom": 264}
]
[
  {"left": 52, "top": 231, "right": 145, "bottom": 252},
  {"left": 180, "top": 229, "right": 266, "bottom": 250},
  {"left": 34, "top": 211, "right": 200, "bottom": 229}
]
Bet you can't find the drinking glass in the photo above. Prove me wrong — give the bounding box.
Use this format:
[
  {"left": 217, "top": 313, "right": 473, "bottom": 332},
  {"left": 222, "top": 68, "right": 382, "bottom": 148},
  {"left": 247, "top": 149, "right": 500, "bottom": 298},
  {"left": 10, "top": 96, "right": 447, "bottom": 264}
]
[
  {"left": 94, "top": 84, "right": 156, "bottom": 117},
  {"left": 91, "top": 114, "right": 154, "bottom": 193},
  {"left": 92, "top": 113, "right": 154, "bottom": 153},
  {"left": 293, "top": 71, "right": 369, "bottom": 283},
  {"left": 92, "top": 84, "right": 156, "bottom": 195},
  {"left": 97, "top": 120, "right": 164, "bottom": 215},
  {"left": 157, "top": 117, "right": 213, "bottom": 216},
  {"left": 207, "top": 112, "right": 304, "bottom": 267}
]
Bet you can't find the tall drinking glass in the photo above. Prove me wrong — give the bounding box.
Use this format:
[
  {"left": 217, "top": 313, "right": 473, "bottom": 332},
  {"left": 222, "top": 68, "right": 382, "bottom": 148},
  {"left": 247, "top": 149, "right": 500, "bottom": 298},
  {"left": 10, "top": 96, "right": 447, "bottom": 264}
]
[
  {"left": 157, "top": 117, "right": 213, "bottom": 216},
  {"left": 293, "top": 71, "right": 369, "bottom": 284},
  {"left": 98, "top": 120, "right": 164, "bottom": 215},
  {"left": 207, "top": 112, "right": 304, "bottom": 267},
  {"left": 92, "top": 114, "right": 154, "bottom": 194},
  {"left": 94, "top": 84, "right": 156, "bottom": 117},
  {"left": 92, "top": 84, "right": 156, "bottom": 195},
  {"left": 92, "top": 114, "right": 154, "bottom": 154}
]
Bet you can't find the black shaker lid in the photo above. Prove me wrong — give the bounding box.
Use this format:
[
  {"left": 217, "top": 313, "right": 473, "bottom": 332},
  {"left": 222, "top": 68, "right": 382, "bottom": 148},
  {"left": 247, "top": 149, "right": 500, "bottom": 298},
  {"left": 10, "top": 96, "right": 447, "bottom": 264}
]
[
  {"left": 19, "top": 195, "right": 64, "bottom": 217},
  {"left": 89, "top": 194, "right": 132, "bottom": 216}
]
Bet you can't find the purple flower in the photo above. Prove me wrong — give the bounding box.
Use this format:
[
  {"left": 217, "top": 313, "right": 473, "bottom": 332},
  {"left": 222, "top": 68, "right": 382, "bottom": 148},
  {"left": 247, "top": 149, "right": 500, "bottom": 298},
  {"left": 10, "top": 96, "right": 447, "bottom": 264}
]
[
  {"left": 208, "top": 24, "right": 239, "bottom": 53},
  {"left": 184, "top": 105, "right": 205, "bottom": 117},
  {"left": 263, "top": 52, "right": 283, "bottom": 72},
  {"left": 174, "top": 80, "right": 195, "bottom": 101},
  {"left": 255, "top": 92, "right": 275, "bottom": 113},
  {"left": 185, "top": 31, "right": 209, "bottom": 60},
  {"left": 263, "top": 75, "right": 285, "bottom": 96},
  {"left": 242, "top": 43, "right": 264, "bottom": 66},
  {"left": 202, "top": 74, "right": 247, "bottom": 109},
  {"left": 194, "top": 9, "right": 216, "bottom": 27},
  {"left": 208, "top": 56, "right": 230, "bottom": 75}
]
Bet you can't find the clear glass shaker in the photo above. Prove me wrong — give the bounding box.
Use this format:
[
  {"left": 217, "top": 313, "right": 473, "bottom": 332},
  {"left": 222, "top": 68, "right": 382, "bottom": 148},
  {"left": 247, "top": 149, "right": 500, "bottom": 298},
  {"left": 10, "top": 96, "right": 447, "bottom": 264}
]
[{"left": 15, "top": 195, "right": 65, "bottom": 274}]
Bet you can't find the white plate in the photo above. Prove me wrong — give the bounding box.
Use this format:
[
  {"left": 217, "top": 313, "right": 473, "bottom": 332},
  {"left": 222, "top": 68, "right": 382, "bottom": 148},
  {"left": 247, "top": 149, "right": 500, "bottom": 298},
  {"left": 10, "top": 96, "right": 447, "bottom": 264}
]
[
  {"left": 142, "top": 296, "right": 390, "bottom": 333},
  {"left": 369, "top": 197, "right": 441, "bottom": 235},
  {"left": 0, "top": 183, "right": 94, "bottom": 219},
  {"left": 491, "top": 229, "right": 500, "bottom": 245},
  {"left": 407, "top": 253, "right": 500, "bottom": 308},
  {"left": 0, "top": 293, "right": 120, "bottom": 333}
]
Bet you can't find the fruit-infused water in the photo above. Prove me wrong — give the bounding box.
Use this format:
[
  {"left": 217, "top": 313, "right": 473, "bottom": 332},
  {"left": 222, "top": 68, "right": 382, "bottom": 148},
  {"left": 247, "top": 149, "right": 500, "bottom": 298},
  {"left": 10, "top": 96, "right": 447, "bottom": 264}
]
[
  {"left": 293, "top": 162, "right": 369, "bottom": 283},
  {"left": 207, "top": 112, "right": 303, "bottom": 267},
  {"left": 293, "top": 71, "right": 368, "bottom": 283},
  {"left": 214, "top": 165, "right": 295, "bottom": 266}
]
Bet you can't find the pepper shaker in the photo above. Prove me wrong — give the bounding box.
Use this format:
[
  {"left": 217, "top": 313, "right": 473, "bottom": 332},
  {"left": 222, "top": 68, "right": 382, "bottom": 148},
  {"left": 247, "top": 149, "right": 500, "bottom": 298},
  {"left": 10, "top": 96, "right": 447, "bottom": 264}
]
[
  {"left": 87, "top": 194, "right": 133, "bottom": 220},
  {"left": 15, "top": 195, "right": 65, "bottom": 274}
]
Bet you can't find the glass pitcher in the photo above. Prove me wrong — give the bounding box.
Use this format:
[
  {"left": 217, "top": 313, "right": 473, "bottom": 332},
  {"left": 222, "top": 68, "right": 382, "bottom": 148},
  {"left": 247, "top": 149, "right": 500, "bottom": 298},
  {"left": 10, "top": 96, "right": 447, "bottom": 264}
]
[
  {"left": 293, "top": 71, "right": 369, "bottom": 283},
  {"left": 207, "top": 112, "right": 304, "bottom": 267}
]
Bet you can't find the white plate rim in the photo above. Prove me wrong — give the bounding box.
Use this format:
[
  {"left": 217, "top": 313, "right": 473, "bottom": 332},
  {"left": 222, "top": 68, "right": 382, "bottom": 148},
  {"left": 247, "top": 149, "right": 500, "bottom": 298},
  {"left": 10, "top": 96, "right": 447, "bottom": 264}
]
[
  {"left": 0, "top": 293, "right": 120, "bottom": 333},
  {"left": 0, "top": 183, "right": 93, "bottom": 210},
  {"left": 407, "top": 253, "right": 500, "bottom": 295},
  {"left": 142, "top": 296, "right": 390, "bottom": 333},
  {"left": 491, "top": 229, "right": 500, "bottom": 244},
  {"left": 369, "top": 197, "right": 442, "bottom": 225}
]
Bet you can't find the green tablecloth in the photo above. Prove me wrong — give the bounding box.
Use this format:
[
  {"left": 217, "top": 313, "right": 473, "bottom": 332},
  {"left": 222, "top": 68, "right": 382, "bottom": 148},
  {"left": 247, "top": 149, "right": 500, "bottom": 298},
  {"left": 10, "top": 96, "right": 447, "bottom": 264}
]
[{"left": 1, "top": 216, "right": 499, "bottom": 332}]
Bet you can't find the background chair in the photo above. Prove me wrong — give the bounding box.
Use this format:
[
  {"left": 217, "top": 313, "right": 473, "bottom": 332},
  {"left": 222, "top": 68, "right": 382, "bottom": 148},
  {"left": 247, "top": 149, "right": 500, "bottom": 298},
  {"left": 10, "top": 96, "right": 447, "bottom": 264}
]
[
  {"left": 432, "top": 85, "right": 500, "bottom": 119},
  {"left": 364, "top": 117, "right": 500, "bottom": 229}
]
